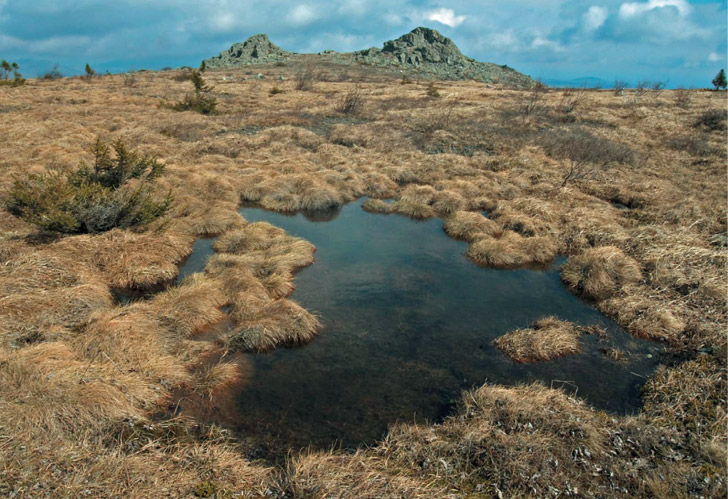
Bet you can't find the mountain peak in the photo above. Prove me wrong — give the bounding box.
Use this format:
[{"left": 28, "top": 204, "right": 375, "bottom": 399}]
[
  {"left": 205, "top": 33, "right": 291, "bottom": 68},
  {"left": 380, "top": 26, "right": 467, "bottom": 66}
]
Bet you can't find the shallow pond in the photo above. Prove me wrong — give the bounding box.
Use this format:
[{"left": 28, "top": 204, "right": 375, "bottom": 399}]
[{"left": 179, "top": 199, "right": 661, "bottom": 455}]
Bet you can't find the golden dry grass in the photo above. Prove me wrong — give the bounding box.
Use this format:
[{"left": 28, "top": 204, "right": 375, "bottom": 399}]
[
  {"left": 561, "top": 245, "right": 642, "bottom": 300},
  {"left": 495, "top": 316, "right": 582, "bottom": 362},
  {"left": 0, "top": 68, "right": 725, "bottom": 496}
]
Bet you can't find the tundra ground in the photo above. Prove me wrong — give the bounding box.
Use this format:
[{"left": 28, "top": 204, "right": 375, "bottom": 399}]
[{"left": 0, "top": 65, "right": 725, "bottom": 497}]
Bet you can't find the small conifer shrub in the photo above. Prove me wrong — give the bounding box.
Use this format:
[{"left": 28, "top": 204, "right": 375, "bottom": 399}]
[
  {"left": 712, "top": 69, "right": 727, "bottom": 90},
  {"left": 173, "top": 70, "right": 218, "bottom": 114},
  {"left": 6, "top": 138, "right": 172, "bottom": 234}
]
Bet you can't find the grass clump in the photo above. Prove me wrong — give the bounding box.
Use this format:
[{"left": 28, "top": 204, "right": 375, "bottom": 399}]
[
  {"left": 362, "top": 198, "right": 392, "bottom": 214},
  {"left": 561, "top": 246, "right": 641, "bottom": 300},
  {"left": 443, "top": 211, "right": 502, "bottom": 241},
  {"left": 173, "top": 70, "right": 218, "bottom": 114},
  {"left": 6, "top": 137, "right": 171, "bottom": 234},
  {"left": 495, "top": 317, "right": 582, "bottom": 362},
  {"left": 466, "top": 232, "right": 557, "bottom": 268}
]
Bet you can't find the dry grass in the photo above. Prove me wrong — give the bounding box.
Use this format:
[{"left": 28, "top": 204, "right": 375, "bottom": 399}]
[
  {"left": 495, "top": 316, "right": 582, "bottom": 362},
  {"left": 561, "top": 246, "right": 642, "bottom": 300},
  {"left": 0, "top": 70, "right": 725, "bottom": 496},
  {"left": 443, "top": 210, "right": 503, "bottom": 241},
  {"left": 466, "top": 231, "right": 557, "bottom": 268}
]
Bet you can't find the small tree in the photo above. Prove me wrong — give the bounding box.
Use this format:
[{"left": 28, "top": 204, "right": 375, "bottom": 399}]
[
  {"left": 199, "top": 60, "right": 207, "bottom": 72},
  {"left": 426, "top": 81, "right": 441, "bottom": 98},
  {"left": 84, "top": 63, "right": 95, "bottom": 80},
  {"left": 1, "top": 59, "right": 11, "bottom": 79},
  {"left": 712, "top": 69, "right": 727, "bottom": 90},
  {"left": 173, "top": 70, "right": 217, "bottom": 114},
  {"left": 0, "top": 60, "right": 25, "bottom": 86}
]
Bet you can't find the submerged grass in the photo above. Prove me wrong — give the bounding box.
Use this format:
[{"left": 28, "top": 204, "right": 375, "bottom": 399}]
[{"left": 0, "top": 70, "right": 724, "bottom": 496}]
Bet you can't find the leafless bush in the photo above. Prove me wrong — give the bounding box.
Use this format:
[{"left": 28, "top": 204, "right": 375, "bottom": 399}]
[
  {"left": 335, "top": 85, "right": 365, "bottom": 114},
  {"left": 294, "top": 66, "right": 316, "bottom": 91},
  {"left": 651, "top": 81, "right": 666, "bottom": 92},
  {"left": 667, "top": 134, "right": 715, "bottom": 157},
  {"left": 123, "top": 72, "right": 136, "bottom": 87},
  {"left": 613, "top": 80, "right": 628, "bottom": 95},
  {"left": 634, "top": 80, "right": 650, "bottom": 101},
  {"left": 693, "top": 109, "right": 726, "bottom": 131},
  {"left": 541, "top": 130, "right": 635, "bottom": 187},
  {"left": 673, "top": 87, "right": 692, "bottom": 108},
  {"left": 171, "top": 69, "right": 192, "bottom": 82},
  {"left": 520, "top": 84, "right": 547, "bottom": 116},
  {"left": 559, "top": 86, "right": 587, "bottom": 114}
]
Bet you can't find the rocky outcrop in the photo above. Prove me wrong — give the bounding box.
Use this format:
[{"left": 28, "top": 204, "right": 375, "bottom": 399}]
[
  {"left": 352, "top": 28, "right": 534, "bottom": 86},
  {"left": 379, "top": 27, "right": 468, "bottom": 66},
  {"left": 204, "top": 34, "right": 291, "bottom": 68},
  {"left": 203, "top": 27, "right": 536, "bottom": 87}
]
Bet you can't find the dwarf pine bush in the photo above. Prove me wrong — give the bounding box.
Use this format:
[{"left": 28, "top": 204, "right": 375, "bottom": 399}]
[
  {"left": 173, "top": 70, "right": 217, "bottom": 114},
  {"left": 7, "top": 138, "right": 171, "bottom": 233}
]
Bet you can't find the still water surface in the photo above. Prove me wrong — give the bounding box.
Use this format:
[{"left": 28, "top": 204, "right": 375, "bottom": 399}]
[{"left": 179, "top": 199, "right": 661, "bottom": 454}]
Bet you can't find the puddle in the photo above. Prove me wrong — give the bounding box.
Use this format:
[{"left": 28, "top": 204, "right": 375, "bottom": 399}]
[{"left": 181, "top": 198, "right": 662, "bottom": 456}]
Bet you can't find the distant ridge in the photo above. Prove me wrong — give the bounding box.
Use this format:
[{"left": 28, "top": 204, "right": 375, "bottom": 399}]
[{"left": 204, "top": 27, "right": 536, "bottom": 87}]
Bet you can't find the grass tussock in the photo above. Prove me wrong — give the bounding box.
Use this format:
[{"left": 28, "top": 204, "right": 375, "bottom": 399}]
[
  {"left": 228, "top": 298, "right": 321, "bottom": 352},
  {"left": 443, "top": 210, "right": 502, "bottom": 241},
  {"left": 361, "top": 198, "right": 393, "bottom": 214},
  {"left": 495, "top": 317, "right": 582, "bottom": 362},
  {"left": 466, "top": 231, "right": 557, "bottom": 268},
  {"left": 561, "top": 246, "right": 642, "bottom": 301}
]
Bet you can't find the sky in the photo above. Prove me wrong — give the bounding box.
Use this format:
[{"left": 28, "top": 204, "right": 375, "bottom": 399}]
[{"left": 0, "top": 0, "right": 725, "bottom": 87}]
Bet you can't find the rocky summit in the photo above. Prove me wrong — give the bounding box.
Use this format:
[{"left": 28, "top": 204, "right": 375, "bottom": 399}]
[
  {"left": 205, "top": 34, "right": 291, "bottom": 68},
  {"left": 203, "top": 27, "right": 536, "bottom": 87}
]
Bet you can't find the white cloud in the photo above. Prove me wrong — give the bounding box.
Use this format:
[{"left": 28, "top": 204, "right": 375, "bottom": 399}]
[
  {"left": 209, "top": 13, "right": 237, "bottom": 32},
  {"left": 425, "top": 8, "right": 467, "bottom": 28},
  {"left": 619, "top": 0, "right": 691, "bottom": 19},
  {"left": 288, "top": 4, "right": 317, "bottom": 26},
  {"left": 583, "top": 6, "right": 608, "bottom": 31},
  {"left": 708, "top": 52, "right": 723, "bottom": 62}
]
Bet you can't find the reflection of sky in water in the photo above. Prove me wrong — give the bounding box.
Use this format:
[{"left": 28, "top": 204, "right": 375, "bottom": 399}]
[{"left": 182, "top": 198, "right": 663, "bottom": 455}]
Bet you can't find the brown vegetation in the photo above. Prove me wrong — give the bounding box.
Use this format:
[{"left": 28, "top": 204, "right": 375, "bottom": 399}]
[
  {"left": 561, "top": 246, "right": 642, "bottom": 300},
  {"left": 0, "top": 68, "right": 725, "bottom": 497},
  {"left": 495, "top": 316, "right": 582, "bottom": 362}
]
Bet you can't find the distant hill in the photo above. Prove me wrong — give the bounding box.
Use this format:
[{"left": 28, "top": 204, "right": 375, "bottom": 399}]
[{"left": 204, "top": 27, "right": 536, "bottom": 88}]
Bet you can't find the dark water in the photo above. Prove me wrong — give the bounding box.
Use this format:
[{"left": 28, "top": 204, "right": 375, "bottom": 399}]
[{"left": 182, "top": 199, "right": 662, "bottom": 454}]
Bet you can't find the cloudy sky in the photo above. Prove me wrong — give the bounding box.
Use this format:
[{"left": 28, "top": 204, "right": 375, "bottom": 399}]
[{"left": 0, "top": 0, "right": 725, "bottom": 87}]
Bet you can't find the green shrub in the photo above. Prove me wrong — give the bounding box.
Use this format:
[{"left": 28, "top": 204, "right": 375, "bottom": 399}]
[
  {"left": 173, "top": 69, "right": 217, "bottom": 114},
  {"left": 6, "top": 138, "right": 171, "bottom": 234},
  {"left": 712, "top": 69, "right": 726, "bottom": 90},
  {"left": 0, "top": 59, "right": 25, "bottom": 86},
  {"left": 84, "top": 63, "right": 95, "bottom": 81}
]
